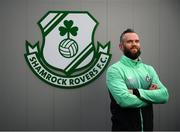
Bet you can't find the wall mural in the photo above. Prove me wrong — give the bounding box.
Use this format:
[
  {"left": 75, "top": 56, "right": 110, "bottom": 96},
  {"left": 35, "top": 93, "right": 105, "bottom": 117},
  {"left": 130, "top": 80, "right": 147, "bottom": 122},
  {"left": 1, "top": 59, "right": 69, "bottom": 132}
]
[{"left": 24, "top": 11, "right": 111, "bottom": 88}]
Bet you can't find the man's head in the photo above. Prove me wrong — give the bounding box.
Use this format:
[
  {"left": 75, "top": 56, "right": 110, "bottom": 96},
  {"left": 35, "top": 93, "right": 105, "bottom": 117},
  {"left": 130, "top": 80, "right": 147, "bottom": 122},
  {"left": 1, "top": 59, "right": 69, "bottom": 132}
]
[{"left": 119, "top": 28, "right": 141, "bottom": 60}]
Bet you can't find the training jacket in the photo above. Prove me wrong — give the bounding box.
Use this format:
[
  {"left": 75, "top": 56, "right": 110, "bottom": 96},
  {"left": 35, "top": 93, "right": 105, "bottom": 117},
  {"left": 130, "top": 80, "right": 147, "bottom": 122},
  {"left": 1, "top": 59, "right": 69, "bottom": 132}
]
[{"left": 106, "top": 55, "right": 169, "bottom": 131}]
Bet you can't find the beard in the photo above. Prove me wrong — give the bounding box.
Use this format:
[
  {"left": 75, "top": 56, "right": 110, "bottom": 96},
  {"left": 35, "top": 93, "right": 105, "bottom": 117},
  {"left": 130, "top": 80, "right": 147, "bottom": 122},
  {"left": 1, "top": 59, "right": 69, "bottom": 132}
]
[{"left": 123, "top": 46, "right": 141, "bottom": 60}]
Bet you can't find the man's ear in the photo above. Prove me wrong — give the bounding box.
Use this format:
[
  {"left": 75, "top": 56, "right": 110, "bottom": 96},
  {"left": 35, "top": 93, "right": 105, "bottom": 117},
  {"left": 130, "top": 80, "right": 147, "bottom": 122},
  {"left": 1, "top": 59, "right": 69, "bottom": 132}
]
[{"left": 119, "top": 43, "right": 124, "bottom": 51}]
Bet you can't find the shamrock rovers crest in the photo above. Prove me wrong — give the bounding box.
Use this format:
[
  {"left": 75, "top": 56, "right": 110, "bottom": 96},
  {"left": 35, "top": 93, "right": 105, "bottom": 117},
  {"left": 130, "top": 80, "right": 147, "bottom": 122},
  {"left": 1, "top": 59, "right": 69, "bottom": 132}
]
[{"left": 24, "top": 11, "right": 111, "bottom": 88}]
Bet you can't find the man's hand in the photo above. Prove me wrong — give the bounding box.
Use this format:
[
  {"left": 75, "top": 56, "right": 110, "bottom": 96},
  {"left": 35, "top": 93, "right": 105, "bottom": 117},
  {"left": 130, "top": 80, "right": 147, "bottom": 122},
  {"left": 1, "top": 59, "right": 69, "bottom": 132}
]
[
  {"left": 149, "top": 84, "right": 158, "bottom": 90},
  {"left": 128, "top": 89, "right": 140, "bottom": 97},
  {"left": 128, "top": 89, "right": 133, "bottom": 94}
]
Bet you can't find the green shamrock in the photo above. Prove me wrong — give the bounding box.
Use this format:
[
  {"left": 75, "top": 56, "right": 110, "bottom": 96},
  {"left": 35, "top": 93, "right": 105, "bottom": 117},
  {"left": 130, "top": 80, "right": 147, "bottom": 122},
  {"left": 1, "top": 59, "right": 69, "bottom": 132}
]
[{"left": 59, "top": 20, "right": 78, "bottom": 39}]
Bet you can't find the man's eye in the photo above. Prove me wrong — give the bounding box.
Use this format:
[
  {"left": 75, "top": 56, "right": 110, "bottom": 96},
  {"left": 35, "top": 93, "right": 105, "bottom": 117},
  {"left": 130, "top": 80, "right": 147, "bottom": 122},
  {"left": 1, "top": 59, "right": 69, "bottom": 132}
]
[
  {"left": 135, "top": 40, "right": 139, "bottom": 43},
  {"left": 127, "top": 40, "right": 132, "bottom": 43}
]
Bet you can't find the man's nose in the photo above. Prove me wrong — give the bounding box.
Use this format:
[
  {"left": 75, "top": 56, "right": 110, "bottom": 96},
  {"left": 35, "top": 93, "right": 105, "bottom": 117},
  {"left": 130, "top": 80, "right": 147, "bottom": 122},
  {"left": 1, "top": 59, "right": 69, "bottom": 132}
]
[{"left": 132, "top": 41, "right": 137, "bottom": 45}]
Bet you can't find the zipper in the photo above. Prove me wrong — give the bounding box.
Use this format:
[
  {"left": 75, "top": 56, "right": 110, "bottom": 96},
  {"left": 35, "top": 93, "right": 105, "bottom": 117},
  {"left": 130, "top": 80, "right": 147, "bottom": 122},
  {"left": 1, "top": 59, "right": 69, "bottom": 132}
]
[
  {"left": 140, "top": 108, "right": 144, "bottom": 132},
  {"left": 135, "top": 68, "right": 144, "bottom": 131},
  {"left": 135, "top": 70, "right": 144, "bottom": 131}
]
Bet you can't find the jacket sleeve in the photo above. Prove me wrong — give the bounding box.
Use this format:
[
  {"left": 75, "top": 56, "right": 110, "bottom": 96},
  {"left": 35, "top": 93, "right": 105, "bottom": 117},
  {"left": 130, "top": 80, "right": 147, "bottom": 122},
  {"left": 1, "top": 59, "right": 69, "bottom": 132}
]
[
  {"left": 106, "top": 66, "right": 148, "bottom": 108},
  {"left": 138, "top": 66, "right": 169, "bottom": 104}
]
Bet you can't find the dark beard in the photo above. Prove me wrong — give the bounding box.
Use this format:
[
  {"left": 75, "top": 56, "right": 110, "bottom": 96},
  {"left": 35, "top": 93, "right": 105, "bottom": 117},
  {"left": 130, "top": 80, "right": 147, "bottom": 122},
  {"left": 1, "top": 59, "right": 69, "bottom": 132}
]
[{"left": 123, "top": 46, "right": 141, "bottom": 60}]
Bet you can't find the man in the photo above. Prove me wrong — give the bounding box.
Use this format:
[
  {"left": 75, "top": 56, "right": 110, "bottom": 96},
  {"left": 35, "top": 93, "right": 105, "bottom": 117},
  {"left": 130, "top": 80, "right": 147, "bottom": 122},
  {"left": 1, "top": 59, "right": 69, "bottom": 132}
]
[{"left": 106, "top": 29, "right": 169, "bottom": 131}]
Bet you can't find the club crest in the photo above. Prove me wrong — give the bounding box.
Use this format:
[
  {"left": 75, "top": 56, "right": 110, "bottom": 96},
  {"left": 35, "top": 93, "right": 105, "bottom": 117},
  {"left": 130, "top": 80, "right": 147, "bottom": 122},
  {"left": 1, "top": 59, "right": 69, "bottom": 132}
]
[
  {"left": 24, "top": 11, "right": 111, "bottom": 88},
  {"left": 146, "top": 75, "right": 152, "bottom": 82}
]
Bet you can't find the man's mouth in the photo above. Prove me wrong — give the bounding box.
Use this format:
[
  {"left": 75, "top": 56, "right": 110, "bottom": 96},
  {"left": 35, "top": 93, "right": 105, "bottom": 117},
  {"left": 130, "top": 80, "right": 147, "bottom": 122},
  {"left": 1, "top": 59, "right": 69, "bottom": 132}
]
[{"left": 131, "top": 48, "right": 138, "bottom": 53}]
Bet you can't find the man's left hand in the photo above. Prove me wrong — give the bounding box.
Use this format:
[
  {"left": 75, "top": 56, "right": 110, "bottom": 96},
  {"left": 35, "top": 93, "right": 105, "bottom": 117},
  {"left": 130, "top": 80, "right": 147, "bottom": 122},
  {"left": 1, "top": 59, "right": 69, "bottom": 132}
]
[{"left": 149, "top": 84, "right": 158, "bottom": 90}]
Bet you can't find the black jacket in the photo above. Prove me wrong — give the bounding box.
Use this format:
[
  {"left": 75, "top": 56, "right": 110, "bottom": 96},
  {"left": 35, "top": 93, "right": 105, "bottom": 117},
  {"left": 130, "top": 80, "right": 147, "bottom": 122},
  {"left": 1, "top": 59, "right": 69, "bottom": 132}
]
[{"left": 109, "top": 92, "right": 153, "bottom": 131}]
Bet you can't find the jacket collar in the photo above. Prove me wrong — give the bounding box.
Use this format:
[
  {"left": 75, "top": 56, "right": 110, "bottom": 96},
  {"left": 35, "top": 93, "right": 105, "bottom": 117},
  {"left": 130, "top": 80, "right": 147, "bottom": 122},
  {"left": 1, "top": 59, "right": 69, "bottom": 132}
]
[{"left": 120, "top": 55, "right": 142, "bottom": 67}]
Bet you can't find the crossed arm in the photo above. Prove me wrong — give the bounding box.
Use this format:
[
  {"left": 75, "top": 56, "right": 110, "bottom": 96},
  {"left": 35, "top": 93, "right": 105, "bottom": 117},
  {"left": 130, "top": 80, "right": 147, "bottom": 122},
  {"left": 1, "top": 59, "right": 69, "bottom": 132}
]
[
  {"left": 128, "top": 84, "right": 158, "bottom": 94},
  {"left": 106, "top": 66, "right": 169, "bottom": 108}
]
